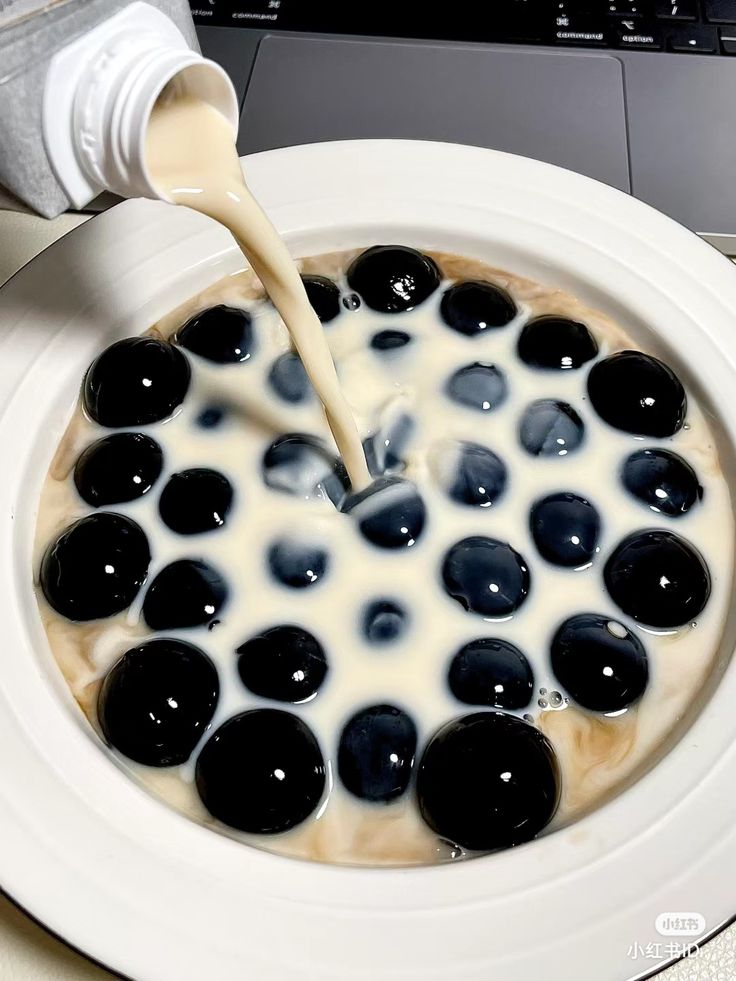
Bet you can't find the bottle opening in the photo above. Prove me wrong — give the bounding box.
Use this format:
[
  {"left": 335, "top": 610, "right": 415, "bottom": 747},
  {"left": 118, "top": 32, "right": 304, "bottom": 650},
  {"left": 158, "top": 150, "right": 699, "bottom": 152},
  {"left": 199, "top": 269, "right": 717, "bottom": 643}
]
[{"left": 140, "top": 61, "right": 240, "bottom": 203}]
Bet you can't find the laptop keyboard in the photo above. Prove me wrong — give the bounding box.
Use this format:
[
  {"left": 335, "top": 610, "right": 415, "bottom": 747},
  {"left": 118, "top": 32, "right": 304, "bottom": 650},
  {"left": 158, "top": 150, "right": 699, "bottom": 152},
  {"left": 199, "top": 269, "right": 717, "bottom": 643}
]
[
  {"left": 555, "top": 0, "right": 731, "bottom": 52},
  {"left": 191, "top": 1, "right": 736, "bottom": 55}
]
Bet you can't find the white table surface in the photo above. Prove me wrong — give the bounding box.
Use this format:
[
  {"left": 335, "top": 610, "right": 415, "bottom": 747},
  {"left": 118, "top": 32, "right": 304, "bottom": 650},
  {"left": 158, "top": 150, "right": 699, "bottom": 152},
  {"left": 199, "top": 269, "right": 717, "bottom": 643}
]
[{"left": 0, "top": 208, "right": 733, "bottom": 981}]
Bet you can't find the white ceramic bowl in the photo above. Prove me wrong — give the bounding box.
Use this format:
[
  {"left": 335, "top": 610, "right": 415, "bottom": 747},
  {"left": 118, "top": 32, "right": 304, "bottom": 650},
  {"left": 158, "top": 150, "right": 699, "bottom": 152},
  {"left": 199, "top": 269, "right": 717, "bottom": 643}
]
[{"left": 1, "top": 140, "right": 736, "bottom": 981}]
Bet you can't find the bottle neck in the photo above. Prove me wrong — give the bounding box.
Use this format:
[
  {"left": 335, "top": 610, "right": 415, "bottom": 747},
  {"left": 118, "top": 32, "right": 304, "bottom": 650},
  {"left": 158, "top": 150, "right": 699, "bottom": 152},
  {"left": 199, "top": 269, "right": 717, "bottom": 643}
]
[{"left": 42, "top": 1, "right": 238, "bottom": 208}]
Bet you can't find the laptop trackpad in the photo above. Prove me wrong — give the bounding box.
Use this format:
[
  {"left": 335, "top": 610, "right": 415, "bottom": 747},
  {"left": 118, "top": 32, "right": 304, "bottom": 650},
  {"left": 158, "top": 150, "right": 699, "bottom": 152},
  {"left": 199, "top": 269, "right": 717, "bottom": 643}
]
[{"left": 239, "top": 36, "right": 630, "bottom": 192}]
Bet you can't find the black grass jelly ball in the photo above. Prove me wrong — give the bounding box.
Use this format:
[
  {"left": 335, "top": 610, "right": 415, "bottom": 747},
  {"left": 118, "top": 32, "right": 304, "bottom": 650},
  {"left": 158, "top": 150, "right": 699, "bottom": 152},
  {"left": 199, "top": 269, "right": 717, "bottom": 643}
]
[
  {"left": 517, "top": 316, "right": 597, "bottom": 370},
  {"left": 142, "top": 559, "right": 228, "bottom": 630},
  {"left": 302, "top": 275, "right": 341, "bottom": 324},
  {"left": 417, "top": 712, "right": 560, "bottom": 851},
  {"left": 587, "top": 351, "right": 686, "bottom": 437},
  {"left": 158, "top": 468, "right": 233, "bottom": 535},
  {"left": 604, "top": 529, "right": 710, "bottom": 628},
  {"left": 346, "top": 246, "right": 440, "bottom": 313},
  {"left": 74, "top": 433, "right": 163, "bottom": 507},
  {"left": 440, "top": 281, "right": 516, "bottom": 336},
  {"left": 177, "top": 305, "right": 254, "bottom": 364},
  {"left": 40, "top": 513, "right": 150, "bottom": 622},
  {"left": 195, "top": 709, "right": 326, "bottom": 834},
  {"left": 448, "top": 639, "right": 534, "bottom": 710},
  {"left": 621, "top": 449, "right": 702, "bottom": 518},
  {"left": 441, "top": 536, "right": 530, "bottom": 618},
  {"left": 551, "top": 613, "right": 648, "bottom": 713},
  {"left": 98, "top": 638, "right": 219, "bottom": 766},
  {"left": 337, "top": 704, "right": 417, "bottom": 803},
  {"left": 236, "top": 625, "right": 328, "bottom": 703},
  {"left": 84, "top": 337, "right": 191, "bottom": 427}
]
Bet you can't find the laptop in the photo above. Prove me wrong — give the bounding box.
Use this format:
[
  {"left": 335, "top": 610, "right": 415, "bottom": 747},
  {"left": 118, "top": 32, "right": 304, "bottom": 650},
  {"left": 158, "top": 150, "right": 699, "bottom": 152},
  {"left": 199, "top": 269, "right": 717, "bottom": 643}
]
[{"left": 191, "top": 1, "right": 736, "bottom": 255}]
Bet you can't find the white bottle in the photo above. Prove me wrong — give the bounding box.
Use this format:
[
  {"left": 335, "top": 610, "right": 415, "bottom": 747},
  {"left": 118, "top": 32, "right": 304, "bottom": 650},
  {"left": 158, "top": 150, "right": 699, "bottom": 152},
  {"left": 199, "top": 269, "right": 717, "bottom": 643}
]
[{"left": 0, "top": 0, "right": 238, "bottom": 216}]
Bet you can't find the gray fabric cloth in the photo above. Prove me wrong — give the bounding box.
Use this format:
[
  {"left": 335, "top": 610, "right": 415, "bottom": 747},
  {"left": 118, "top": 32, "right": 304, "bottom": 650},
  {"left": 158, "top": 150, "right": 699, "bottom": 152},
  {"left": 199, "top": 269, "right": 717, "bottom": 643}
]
[{"left": 0, "top": 0, "right": 198, "bottom": 217}]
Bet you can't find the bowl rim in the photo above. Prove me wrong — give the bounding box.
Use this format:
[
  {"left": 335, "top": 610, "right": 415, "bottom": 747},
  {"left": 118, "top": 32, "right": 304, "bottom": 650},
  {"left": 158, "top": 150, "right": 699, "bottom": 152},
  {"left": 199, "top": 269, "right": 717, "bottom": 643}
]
[{"left": 2, "top": 138, "right": 736, "bottom": 981}]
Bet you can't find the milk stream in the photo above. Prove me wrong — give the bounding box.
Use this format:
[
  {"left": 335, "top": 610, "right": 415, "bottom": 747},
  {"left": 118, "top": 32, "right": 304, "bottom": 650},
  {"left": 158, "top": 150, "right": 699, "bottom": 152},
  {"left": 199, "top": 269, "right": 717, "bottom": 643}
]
[{"left": 145, "top": 94, "right": 371, "bottom": 490}]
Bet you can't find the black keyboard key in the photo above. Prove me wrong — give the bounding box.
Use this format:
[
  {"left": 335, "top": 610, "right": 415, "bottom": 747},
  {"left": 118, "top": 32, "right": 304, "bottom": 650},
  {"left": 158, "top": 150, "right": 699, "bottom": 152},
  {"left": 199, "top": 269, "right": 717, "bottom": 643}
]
[
  {"left": 555, "top": 2, "right": 603, "bottom": 23},
  {"left": 704, "top": 0, "right": 736, "bottom": 23},
  {"left": 556, "top": 18, "right": 609, "bottom": 44},
  {"left": 720, "top": 27, "right": 736, "bottom": 49},
  {"left": 556, "top": 1, "right": 599, "bottom": 13},
  {"left": 503, "top": 0, "right": 545, "bottom": 10},
  {"left": 607, "top": 2, "right": 648, "bottom": 17},
  {"left": 655, "top": 1, "right": 698, "bottom": 19},
  {"left": 493, "top": 4, "right": 548, "bottom": 43},
  {"left": 666, "top": 24, "right": 720, "bottom": 49},
  {"left": 496, "top": 24, "right": 548, "bottom": 42},
  {"left": 616, "top": 23, "right": 664, "bottom": 46}
]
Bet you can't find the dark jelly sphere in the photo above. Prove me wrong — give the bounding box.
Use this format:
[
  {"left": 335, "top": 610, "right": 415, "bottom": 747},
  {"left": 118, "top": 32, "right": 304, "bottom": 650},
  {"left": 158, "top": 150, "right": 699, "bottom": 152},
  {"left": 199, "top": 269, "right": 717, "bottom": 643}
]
[
  {"left": 417, "top": 712, "right": 560, "bottom": 851},
  {"left": 429, "top": 439, "right": 507, "bottom": 509},
  {"left": 519, "top": 399, "right": 585, "bottom": 457},
  {"left": 362, "top": 599, "right": 408, "bottom": 645},
  {"left": 370, "top": 329, "right": 412, "bottom": 351},
  {"left": 176, "top": 305, "right": 254, "bottom": 364},
  {"left": 338, "top": 704, "right": 417, "bottom": 803},
  {"left": 343, "top": 476, "right": 426, "bottom": 549},
  {"left": 587, "top": 350, "right": 687, "bottom": 437},
  {"left": 196, "top": 405, "right": 226, "bottom": 429},
  {"left": 83, "top": 337, "right": 190, "bottom": 427},
  {"left": 604, "top": 529, "right": 710, "bottom": 628},
  {"left": 440, "top": 280, "right": 517, "bottom": 336},
  {"left": 98, "top": 638, "right": 219, "bottom": 766},
  {"left": 529, "top": 492, "right": 601, "bottom": 568},
  {"left": 551, "top": 613, "right": 648, "bottom": 713},
  {"left": 142, "top": 559, "right": 227, "bottom": 630},
  {"left": 74, "top": 433, "right": 163, "bottom": 507},
  {"left": 517, "top": 316, "right": 598, "bottom": 370},
  {"left": 441, "top": 536, "right": 530, "bottom": 618},
  {"left": 268, "top": 352, "right": 313, "bottom": 404},
  {"left": 195, "top": 709, "right": 325, "bottom": 834},
  {"left": 621, "top": 448, "right": 702, "bottom": 517},
  {"left": 363, "top": 413, "right": 414, "bottom": 478},
  {"left": 236, "top": 625, "right": 328, "bottom": 703},
  {"left": 446, "top": 362, "right": 508, "bottom": 413},
  {"left": 40, "top": 513, "right": 150, "bottom": 622},
  {"left": 346, "top": 246, "right": 440, "bottom": 313},
  {"left": 158, "top": 468, "right": 233, "bottom": 535},
  {"left": 448, "top": 639, "right": 534, "bottom": 710},
  {"left": 262, "top": 433, "right": 349, "bottom": 506},
  {"left": 302, "top": 275, "right": 341, "bottom": 324},
  {"left": 268, "top": 539, "right": 328, "bottom": 589}
]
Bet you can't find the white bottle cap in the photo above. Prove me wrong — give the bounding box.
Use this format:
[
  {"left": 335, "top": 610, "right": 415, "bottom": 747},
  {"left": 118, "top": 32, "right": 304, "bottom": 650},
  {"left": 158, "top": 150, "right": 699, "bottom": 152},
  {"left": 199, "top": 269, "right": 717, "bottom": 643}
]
[{"left": 43, "top": 1, "right": 239, "bottom": 208}]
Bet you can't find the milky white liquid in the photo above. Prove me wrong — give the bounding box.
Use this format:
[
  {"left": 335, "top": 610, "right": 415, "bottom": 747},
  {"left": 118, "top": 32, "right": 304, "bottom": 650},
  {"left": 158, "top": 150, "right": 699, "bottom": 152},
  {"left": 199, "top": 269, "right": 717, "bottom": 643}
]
[
  {"left": 34, "top": 240, "right": 735, "bottom": 865},
  {"left": 144, "top": 94, "right": 370, "bottom": 491}
]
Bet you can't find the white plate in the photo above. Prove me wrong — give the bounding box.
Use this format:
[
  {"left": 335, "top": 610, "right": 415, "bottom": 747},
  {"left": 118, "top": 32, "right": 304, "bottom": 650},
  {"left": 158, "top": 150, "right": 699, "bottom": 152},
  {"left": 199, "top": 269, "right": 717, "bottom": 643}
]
[{"left": 1, "top": 140, "right": 736, "bottom": 981}]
